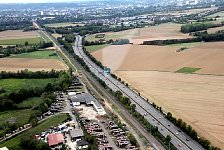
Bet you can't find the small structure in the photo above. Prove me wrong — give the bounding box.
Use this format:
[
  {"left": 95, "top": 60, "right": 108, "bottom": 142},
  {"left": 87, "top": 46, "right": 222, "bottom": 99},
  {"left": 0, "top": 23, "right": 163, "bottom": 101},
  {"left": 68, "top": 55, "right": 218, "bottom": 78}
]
[
  {"left": 47, "top": 133, "right": 64, "bottom": 148},
  {"left": 0, "top": 147, "right": 9, "bottom": 150},
  {"left": 69, "top": 129, "right": 84, "bottom": 141},
  {"left": 77, "top": 139, "right": 89, "bottom": 150}
]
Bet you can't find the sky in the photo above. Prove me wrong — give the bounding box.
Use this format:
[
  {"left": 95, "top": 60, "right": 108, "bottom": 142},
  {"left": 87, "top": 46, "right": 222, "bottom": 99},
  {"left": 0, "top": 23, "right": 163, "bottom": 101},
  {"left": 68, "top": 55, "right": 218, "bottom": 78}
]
[{"left": 0, "top": 0, "right": 82, "bottom": 3}]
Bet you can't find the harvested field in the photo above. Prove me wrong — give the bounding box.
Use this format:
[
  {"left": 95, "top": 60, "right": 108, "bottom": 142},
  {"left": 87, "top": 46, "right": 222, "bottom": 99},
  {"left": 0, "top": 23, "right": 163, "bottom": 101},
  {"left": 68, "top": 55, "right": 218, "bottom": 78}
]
[
  {"left": 86, "top": 23, "right": 192, "bottom": 44},
  {"left": 130, "top": 23, "right": 192, "bottom": 44},
  {"left": 92, "top": 42, "right": 224, "bottom": 75},
  {"left": 116, "top": 70, "right": 224, "bottom": 148},
  {"left": 0, "top": 58, "right": 67, "bottom": 71},
  {"left": 0, "top": 30, "right": 40, "bottom": 40}
]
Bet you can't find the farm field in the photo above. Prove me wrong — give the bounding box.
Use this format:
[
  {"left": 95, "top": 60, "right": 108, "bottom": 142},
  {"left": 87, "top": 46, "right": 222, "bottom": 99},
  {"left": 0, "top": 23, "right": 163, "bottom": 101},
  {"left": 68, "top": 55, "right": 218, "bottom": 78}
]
[
  {"left": 0, "top": 113, "right": 68, "bottom": 149},
  {"left": 0, "top": 30, "right": 40, "bottom": 40},
  {"left": 0, "top": 37, "right": 43, "bottom": 45},
  {"left": 44, "top": 22, "right": 85, "bottom": 27},
  {"left": 0, "top": 78, "right": 57, "bottom": 93},
  {"left": 116, "top": 70, "right": 224, "bottom": 148},
  {"left": 85, "top": 44, "right": 109, "bottom": 53},
  {"left": 9, "top": 50, "right": 59, "bottom": 59},
  {"left": 92, "top": 42, "right": 224, "bottom": 75},
  {"left": 0, "top": 58, "right": 67, "bottom": 71},
  {"left": 86, "top": 23, "right": 192, "bottom": 44}
]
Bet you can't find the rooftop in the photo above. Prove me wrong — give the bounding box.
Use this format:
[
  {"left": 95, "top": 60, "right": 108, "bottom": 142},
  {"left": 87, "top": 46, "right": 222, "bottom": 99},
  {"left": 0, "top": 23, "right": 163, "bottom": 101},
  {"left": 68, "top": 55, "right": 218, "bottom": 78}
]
[
  {"left": 70, "top": 129, "right": 84, "bottom": 138},
  {"left": 47, "top": 133, "right": 64, "bottom": 147}
]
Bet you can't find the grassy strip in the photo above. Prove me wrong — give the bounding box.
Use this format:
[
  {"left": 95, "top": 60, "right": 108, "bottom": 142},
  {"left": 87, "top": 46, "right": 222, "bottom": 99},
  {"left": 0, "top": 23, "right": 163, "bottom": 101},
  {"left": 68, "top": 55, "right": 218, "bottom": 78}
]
[
  {"left": 0, "top": 78, "right": 57, "bottom": 93},
  {"left": 176, "top": 67, "right": 201, "bottom": 74},
  {"left": 9, "top": 50, "right": 58, "bottom": 59},
  {"left": 0, "top": 113, "right": 68, "bottom": 149},
  {"left": 85, "top": 44, "right": 109, "bottom": 53},
  {"left": 0, "top": 37, "right": 43, "bottom": 45}
]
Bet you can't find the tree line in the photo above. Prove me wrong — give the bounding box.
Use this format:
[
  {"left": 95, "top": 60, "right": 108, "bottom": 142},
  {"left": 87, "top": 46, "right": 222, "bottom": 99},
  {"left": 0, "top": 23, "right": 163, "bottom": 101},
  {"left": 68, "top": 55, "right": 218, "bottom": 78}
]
[{"left": 181, "top": 22, "right": 224, "bottom": 33}]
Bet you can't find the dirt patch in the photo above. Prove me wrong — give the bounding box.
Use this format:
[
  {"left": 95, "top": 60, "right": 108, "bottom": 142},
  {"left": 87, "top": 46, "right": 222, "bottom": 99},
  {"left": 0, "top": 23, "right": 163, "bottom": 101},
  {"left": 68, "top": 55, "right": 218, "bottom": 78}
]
[
  {"left": 116, "top": 70, "right": 224, "bottom": 148},
  {"left": 92, "top": 42, "right": 224, "bottom": 75},
  {"left": 0, "top": 58, "right": 67, "bottom": 71},
  {"left": 52, "top": 33, "right": 62, "bottom": 39},
  {"left": 0, "top": 30, "right": 40, "bottom": 40}
]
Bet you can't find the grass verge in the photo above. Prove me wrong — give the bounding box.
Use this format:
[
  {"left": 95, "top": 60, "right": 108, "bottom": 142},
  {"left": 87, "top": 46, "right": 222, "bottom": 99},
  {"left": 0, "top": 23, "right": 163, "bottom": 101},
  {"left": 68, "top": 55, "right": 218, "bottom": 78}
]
[{"left": 85, "top": 44, "right": 109, "bottom": 53}]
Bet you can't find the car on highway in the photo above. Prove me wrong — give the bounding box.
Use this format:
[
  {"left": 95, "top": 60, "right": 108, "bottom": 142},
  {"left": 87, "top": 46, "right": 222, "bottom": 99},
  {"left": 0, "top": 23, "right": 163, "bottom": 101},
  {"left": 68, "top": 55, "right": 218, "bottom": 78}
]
[{"left": 176, "top": 132, "right": 179, "bottom": 135}]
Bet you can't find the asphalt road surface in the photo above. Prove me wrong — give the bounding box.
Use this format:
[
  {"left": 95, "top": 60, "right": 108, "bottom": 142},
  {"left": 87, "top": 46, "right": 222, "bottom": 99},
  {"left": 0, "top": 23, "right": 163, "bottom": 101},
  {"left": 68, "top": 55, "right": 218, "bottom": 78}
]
[{"left": 73, "top": 35, "right": 205, "bottom": 150}]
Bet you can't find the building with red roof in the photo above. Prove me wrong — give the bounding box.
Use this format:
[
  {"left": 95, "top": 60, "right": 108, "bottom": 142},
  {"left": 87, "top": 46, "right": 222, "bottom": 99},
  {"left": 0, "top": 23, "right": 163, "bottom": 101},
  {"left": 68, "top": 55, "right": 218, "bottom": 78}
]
[{"left": 47, "top": 133, "right": 64, "bottom": 148}]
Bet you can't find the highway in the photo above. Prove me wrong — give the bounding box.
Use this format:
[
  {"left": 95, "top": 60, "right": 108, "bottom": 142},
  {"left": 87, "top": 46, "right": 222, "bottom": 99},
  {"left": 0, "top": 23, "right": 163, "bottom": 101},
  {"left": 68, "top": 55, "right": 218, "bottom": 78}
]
[{"left": 73, "top": 35, "right": 205, "bottom": 150}]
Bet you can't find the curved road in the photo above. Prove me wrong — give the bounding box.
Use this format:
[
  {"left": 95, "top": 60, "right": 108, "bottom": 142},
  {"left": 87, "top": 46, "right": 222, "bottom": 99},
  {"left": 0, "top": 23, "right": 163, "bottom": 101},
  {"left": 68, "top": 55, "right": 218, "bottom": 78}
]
[{"left": 73, "top": 35, "right": 205, "bottom": 150}]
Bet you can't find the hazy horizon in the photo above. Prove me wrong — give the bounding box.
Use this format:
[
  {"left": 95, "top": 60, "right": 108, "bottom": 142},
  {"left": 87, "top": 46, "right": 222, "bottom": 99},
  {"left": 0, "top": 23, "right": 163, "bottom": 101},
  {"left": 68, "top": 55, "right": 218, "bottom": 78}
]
[{"left": 0, "top": 0, "right": 94, "bottom": 3}]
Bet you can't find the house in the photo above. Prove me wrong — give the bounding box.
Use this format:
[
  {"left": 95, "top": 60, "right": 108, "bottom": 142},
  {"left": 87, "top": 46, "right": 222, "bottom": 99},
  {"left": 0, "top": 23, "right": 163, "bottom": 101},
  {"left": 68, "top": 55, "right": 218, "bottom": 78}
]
[
  {"left": 47, "top": 133, "right": 64, "bottom": 148},
  {"left": 77, "top": 139, "right": 89, "bottom": 150},
  {"left": 69, "top": 129, "right": 84, "bottom": 141}
]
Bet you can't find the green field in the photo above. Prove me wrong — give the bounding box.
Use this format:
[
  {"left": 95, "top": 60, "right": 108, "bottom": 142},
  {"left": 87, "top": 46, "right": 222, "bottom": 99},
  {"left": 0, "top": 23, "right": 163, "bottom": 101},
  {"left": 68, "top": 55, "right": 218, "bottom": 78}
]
[
  {"left": 85, "top": 44, "right": 109, "bottom": 53},
  {"left": 0, "top": 109, "right": 34, "bottom": 126},
  {"left": 9, "top": 50, "right": 58, "bottom": 59},
  {"left": 176, "top": 67, "right": 201, "bottom": 73},
  {"left": 0, "top": 37, "right": 43, "bottom": 45},
  {"left": 169, "top": 42, "right": 203, "bottom": 48},
  {"left": 0, "top": 78, "right": 57, "bottom": 93},
  {"left": 205, "top": 11, "right": 224, "bottom": 18},
  {"left": 86, "top": 34, "right": 123, "bottom": 42},
  {"left": 16, "top": 97, "right": 44, "bottom": 109},
  {"left": 0, "top": 113, "right": 68, "bottom": 149},
  {"left": 44, "top": 22, "right": 84, "bottom": 27}
]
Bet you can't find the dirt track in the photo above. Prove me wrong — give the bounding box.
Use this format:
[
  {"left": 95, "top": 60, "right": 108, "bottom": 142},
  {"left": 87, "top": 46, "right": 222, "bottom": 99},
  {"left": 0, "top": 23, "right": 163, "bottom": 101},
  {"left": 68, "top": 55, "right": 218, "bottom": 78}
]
[
  {"left": 116, "top": 71, "right": 224, "bottom": 148},
  {"left": 0, "top": 58, "right": 67, "bottom": 71}
]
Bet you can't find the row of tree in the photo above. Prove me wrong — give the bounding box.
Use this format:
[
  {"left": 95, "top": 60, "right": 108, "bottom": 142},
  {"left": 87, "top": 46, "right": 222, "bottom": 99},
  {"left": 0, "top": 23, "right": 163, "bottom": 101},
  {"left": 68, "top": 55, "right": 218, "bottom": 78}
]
[
  {"left": 0, "top": 69, "right": 63, "bottom": 79},
  {"left": 181, "top": 22, "right": 224, "bottom": 33}
]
